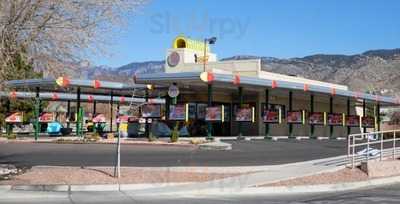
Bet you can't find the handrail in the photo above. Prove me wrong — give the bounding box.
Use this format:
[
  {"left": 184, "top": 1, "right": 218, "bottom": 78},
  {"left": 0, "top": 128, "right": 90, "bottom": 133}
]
[
  {"left": 349, "top": 129, "right": 400, "bottom": 137},
  {"left": 351, "top": 138, "right": 400, "bottom": 147},
  {"left": 348, "top": 129, "right": 400, "bottom": 168}
]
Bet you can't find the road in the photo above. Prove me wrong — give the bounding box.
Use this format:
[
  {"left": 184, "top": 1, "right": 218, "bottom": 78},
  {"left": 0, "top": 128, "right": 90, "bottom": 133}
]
[
  {"left": 0, "top": 140, "right": 346, "bottom": 167},
  {"left": 1, "top": 183, "right": 400, "bottom": 203}
]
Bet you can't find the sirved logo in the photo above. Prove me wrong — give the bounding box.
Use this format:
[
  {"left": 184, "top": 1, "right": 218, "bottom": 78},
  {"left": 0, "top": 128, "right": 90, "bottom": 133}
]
[{"left": 167, "top": 52, "right": 180, "bottom": 67}]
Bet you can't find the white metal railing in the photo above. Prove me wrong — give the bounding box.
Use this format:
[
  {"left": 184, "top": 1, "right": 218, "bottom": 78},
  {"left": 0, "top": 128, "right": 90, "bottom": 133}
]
[{"left": 348, "top": 129, "right": 400, "bottom": 168}]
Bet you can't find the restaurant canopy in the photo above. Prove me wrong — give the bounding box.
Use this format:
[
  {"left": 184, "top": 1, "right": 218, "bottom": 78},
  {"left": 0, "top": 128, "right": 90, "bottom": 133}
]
[
  {"left": 5, "top": 78, "right": 166, "bottom": 98},
  {"left": 135, "top": 72, "right": 400, "bottom": 107}
]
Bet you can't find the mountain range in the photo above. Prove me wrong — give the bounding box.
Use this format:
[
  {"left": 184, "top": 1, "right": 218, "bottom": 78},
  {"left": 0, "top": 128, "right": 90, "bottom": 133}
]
[{"left": 83, "top": 48, "right": 400, "bottom": 97}]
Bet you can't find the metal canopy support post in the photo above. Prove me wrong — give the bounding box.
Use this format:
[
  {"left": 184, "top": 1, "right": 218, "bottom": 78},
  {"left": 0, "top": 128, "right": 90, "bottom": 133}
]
[
  {"left": 93, "top": 101, "right": 97, "bottom": 116},
  {"left": 116, "top": 103, "right": 120, "bottom": 133},
  {"left": 310, "top": 94, "right": 315, "bottom": 139},
  {"left": 377, "top": 103, "right": 381, "bottom": 131},
  {"left": 67, "top": 100, "right": 71, "bottom": 128},
  {"left": 145, "top": 89, "right": 149, "bottom": 138},
  {"left": 114, "top": 101, "right": 121, "bottom": 178},
  {"left": 207, "top": 84, "right": 213, "bottom": 140},
  {"left": 288, "top": 91, "right": 293, "bottom": 138},
  {"left": 230, "top": 93, "right": 234, "bottom": 137},
  {"left": 34, "top": 87, "right": 40, "bottom": 141},
  {"left": 329, "top": 96, "right": 333, "bottom": 139},
  {"left": 264, "top": 89, "right": 270, "bottom": 138},
  {"left": 76, "top": 87, "right": 82, "bottom": 137},
  {"left": 110, "top": 91, "right": 113, "bottom": 133},
  {"left": 347, "top": 98, "right": 351, "bottom": 135},
  {"left": 6, "top": 100, "right": 10, "bottom": 113},
  {"left": 114, "top": 124, "right": 121, "bottom": 178},
  {"left": 238, "top": 86, "right": 243, "bottom": 139},
  {"left": 5, "top": 99, "right": 11, "bottom": 136},
  {"left": 165, "top": 95, "right": 170, "bottom": 120},
  {"left": 363, "top": 99, "right": 366, "bottom": 133}
]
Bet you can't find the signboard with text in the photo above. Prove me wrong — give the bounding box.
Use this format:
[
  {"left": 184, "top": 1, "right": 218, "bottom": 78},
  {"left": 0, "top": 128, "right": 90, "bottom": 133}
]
[
  {"left": 38, "top": 112, "right": 54, "bottom": 123},
  {"left": 287, "top": 111, "right": 303, "bottom": 124},
  {"left": 141, "top": 104, "right": 161, "bottom": 118},
  {"left": 5, "top": 112, "right": 23, "bottom": 123},
  {"left": 263, "top": 109, "right": 280, "bottom": 123},
  {"left": 235, "top": 107, "right": 253, "bottom": 122},
  {"left": 169, "top": 104, "right": 186, "bottom": 120},
  {"left": 362, "top": 116, "right": 375, "bottom": 128},
  {"left": 196, "top": 104, "right": 207, "bottom": 119},
  {"left": 346, "top": 115, "right": 360, "bottom": 127},
  {"left": 205, "top": 106, "right": 222, "bottom": 121},
  {"left": 92, "top": 114, "right": 106, "bottom": 123},
  {"left": 328, "top": 113, "right": 344, "bottom": 126},
  {"left": 309, "top": 112, "right": 325, "bottom": 125}
]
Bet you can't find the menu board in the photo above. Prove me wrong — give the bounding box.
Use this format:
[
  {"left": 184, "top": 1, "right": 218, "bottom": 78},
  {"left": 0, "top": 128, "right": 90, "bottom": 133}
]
[
  {"left": 169, "top": 104, "right": 186, "bottom": 120},
  {"left": 263, "top": 109, "right": 280, "bottom": 123},
  {"left": 196, "top": 103, "right": 207, "bottom": 119},
  {"left": 263, "top": 104, "right": 286, "bottom": 119},
  {"left": 362, "top": 116, "right": 375, "bottom": 128},
  {"left": 205, "top": 106, "right": 222, "bottom": 121},
  {"left": 223, "top": 105, "right": 230, "bottom": 121},
  {"left": 328, "top": 113, "right": 344, "bottom": 126},
  {"left": 346, "top": 115, "right": 360, "bottom": 127},
  {"left": 127, "top": 116, "right": 139, "bottom": 123},
  {"left": 116, "top": 115, "right": 129, "bottom": 123},
  {"left": 235, "top": 107, "right": 253, "bottom": 122},
  {"left": 141, "top": 104, "right": 161, "bottom": 118},
  {"left": 92, "top": 114, "right": 106, "bottom": 123},
  {"left": 5, "top": 112, "right": 23, "bottom": 123},
  {"left": 39, "top": 112, "right": 54, "bottom": 123},
  {"left": 188, "top": 103, "right": 196, "bottom": 119},
  {"left": 309, "top": 112, "right": 325, "bottom": 125},
  {"left": 287, "top": 111, "right": 303, "bottom": 124}
]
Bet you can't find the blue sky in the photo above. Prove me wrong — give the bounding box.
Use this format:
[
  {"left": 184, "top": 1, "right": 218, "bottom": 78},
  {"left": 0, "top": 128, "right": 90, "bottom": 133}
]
[{"left": 94, "top": 0, "right": 400, "bottom": 67}]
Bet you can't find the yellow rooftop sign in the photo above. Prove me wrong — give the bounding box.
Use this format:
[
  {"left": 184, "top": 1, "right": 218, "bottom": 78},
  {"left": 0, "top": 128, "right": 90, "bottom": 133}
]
[{"left": 172, "top": 36, "right": 210, "bottom": 52}]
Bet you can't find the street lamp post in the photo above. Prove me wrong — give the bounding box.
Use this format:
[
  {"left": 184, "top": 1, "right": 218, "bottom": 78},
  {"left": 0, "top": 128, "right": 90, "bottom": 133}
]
[
  {"left": 203, "top": 37, "right": 217, "bottom": 140},
  {"left": 203, "top": 37, "right": 217, "bottom": 72}
]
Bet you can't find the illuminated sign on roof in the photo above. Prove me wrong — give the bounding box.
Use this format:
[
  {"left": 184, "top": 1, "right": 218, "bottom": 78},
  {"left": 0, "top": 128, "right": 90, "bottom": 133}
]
[{"left": 172, "top": 36, "right": 210, "bottom": 52}]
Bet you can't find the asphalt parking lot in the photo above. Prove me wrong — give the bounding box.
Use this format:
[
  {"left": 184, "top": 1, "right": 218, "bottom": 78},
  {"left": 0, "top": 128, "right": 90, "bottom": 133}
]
[{"left": 0, "top": 139, "right": 347, "bottom": 167}]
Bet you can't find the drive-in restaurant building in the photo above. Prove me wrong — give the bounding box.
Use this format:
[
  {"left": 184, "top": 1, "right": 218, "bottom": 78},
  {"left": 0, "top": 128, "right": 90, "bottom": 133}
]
[
  {"left": 4, "top": 35, "right": 400, "bottom": 139},
  {"left": 134, "top": 36, "right": 400, "bottom": 138}
]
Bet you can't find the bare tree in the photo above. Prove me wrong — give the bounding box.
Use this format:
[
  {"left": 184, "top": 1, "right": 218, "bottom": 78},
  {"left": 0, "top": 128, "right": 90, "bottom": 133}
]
[{"left": 0, "top": 0, "right": 147, "bottom": 86}]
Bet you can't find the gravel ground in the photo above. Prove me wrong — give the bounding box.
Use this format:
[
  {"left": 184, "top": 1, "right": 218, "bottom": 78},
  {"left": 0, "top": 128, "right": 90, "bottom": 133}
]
[
  {"left": 261, "top": 167, "right": 370, "bottom": 187},
  {"left": 0, "top": 166, "right": 239, "bottom": 185}
]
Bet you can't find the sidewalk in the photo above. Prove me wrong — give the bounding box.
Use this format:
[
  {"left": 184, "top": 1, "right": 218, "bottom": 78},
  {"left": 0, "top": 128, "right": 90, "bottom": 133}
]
[
  {"left": 2, "top": 156, "right": 400, "bottom": 196},
  {"left": 0, "top": 155, "right": 346, "bottom": 192},
  {"left": 126, "top": 158, "right": 345, "bottom": 196}
]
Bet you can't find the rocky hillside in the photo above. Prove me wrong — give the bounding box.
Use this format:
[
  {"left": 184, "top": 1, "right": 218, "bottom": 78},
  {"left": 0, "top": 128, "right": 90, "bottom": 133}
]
[{"left": 86, "top": 48, "right": 400, "bottom": 96}]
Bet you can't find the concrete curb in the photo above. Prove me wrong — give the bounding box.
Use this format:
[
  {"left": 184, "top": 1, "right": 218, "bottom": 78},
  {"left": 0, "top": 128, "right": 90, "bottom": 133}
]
[
  {"left": 0, "top": 185, "right": 11, "bottom": 191},
  {"left": 248, "top": 175, "right": 400, "bottom": 194},
  {"left": 70, "top": 184, "right": 119, "bottom": 192},
  {"left": 198, "top": 141, "right": 232, "bottom": 150},
  {"left": 5, "top": 175, "right": 400, "bottom": 195},
  {"left": 7, "top": 182, "right": 194, "bottom": 192},
  {"left": 154, "top": 175, "right": 400, "bottom": 196},
  {"left": 4, "top": 139, "right": 197, "bottom": 148},
  {"left": 119, "top": 182, "right": 193, "bottom": 191}
]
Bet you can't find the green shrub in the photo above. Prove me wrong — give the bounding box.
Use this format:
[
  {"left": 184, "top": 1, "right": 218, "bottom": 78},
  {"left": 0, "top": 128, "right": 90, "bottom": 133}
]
[
  {"left": 85, "top": 133, "right": 101, "bottom": 142},
  {"left": 171, "top": 122, "right": 180, "bottom": 143},
  {"left": 6, "top": 134, "right": 16, "bottom": 140},
  {"left": 148, "top": 132, "right": 157, "bottom": 142}
]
